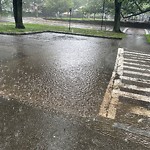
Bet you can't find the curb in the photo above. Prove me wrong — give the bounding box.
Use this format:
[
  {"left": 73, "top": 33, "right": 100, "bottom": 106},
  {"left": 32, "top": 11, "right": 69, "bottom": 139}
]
[
  {"left": 0, "top": 30, "right": 123, "bottom": 40},
  {"left": 123, "top": 28, "right": 128, "bottom": 33},
  {"left": 144, "top": 29, "right": 149, "bottom": 35},
  {"left": 99, "top": 48, "right": 124, "bottom": 119}
]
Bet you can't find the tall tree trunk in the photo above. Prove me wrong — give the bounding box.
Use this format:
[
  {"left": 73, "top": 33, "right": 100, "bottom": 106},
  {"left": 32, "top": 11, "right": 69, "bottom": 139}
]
[
  {"left": 0, "top": 0, "right": 2, "bottom": 15},
  {"left": 13, "top": 0, "right": 25, "bottom": 29},
  {"left": 113, "top": 0, "right": 122, "bottom": 32}
]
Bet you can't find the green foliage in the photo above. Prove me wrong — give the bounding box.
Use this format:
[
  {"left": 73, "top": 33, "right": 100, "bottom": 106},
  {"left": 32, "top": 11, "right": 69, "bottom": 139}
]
[
  {"left": 1, "top": 0, "right": 12, "bottom": 13},
  {"left": 122, "top": 0, "right": 150, "bottom": 16},
  {"left": 83, "top": 0, "right": 150, "bottom": 17},
  {"left": 145, "top": 34, "right": 150, "bottom": 43},
  {"left": 45, "top": 0, "right": 73, "bottom": 14},
  {"left": 72, "top": 0, "right": 87, "bottom": 9},
  {"left": 82, "top": 0, "right": 114, "bottom": 15},
  {"left": 1, "top": 0, "right": 150, "bottom": 18},
  {"left": 85, "top": 0, "right": 103, "bottom": 14}
]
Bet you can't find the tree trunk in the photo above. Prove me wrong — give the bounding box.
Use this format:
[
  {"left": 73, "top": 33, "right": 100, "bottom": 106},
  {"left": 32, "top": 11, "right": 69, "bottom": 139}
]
[
  {"left": 13, "top": 0, "right": 25, "bottom": 29},
  {"left": 0, "top": 0, "right": 2, "bottom": 15},
  {"left": 113, "top": 0, "right": 122, "bottom": 32}
]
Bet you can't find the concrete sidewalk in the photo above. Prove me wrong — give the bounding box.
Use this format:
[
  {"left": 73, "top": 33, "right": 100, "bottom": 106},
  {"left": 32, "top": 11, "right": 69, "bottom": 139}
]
[{"left": 99, "top": 28, "right": 150, "bottom": 147}]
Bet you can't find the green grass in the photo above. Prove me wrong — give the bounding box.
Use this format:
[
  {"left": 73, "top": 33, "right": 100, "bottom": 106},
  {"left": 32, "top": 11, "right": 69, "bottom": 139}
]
[
  {"left": 71, "top": 28, "right": 125, "bottom": 38},
  {"left": 0, "top": 23, "right": 125, "bottom": 39},
  {"left": 145, "top": 34, "right": 150, "bottom": 43},
  {"left": 0, "top": 23, "right": 66, "bottom": 32}
]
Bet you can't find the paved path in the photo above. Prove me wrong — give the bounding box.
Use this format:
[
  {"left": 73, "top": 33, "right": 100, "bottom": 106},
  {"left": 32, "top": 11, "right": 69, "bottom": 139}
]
[
  {"left": 100, "top": 48, "right": 150, "bottom": 117},
  {"left": 99, "top": 28, "right": 150, "bottom": 144}
]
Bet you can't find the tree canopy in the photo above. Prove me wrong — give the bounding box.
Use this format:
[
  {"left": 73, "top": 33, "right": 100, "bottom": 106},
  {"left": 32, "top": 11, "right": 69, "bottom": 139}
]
[
  {"left": 121, "top": 0, "right": 150, "bottom": 18},
  {"left": 44, "top": 0, "right": 73, "bottom": 15},
  {"left": 113, "top": 0, "right": 150, "bottom": 32},
  {"left": 0, "top": 0, "right": 149, "bottom": 31}
]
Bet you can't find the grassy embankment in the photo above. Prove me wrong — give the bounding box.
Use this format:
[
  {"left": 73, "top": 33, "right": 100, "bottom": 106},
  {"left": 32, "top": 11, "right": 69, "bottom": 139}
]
[
  {"left": 145, "top": 34, "right": 150, "bottom": 43},
  {"left": 0, "top": 23, "right": 125, "bottom": 39}
]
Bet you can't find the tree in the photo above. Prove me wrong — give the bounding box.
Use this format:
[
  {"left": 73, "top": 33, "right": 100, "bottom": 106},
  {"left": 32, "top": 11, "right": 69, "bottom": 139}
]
[
  {"left": 13, "top": 0, "right": 25, "bottom": 29},
  {"left": 23, "top": 0, "right": 45, "bottom": 17},
  {"left": 72, "top": 0, "right": 87, "bottom": 9},
  {"left": 0, "top": 0, "right": 12, "bottom": 15},
  {"left": 0, "top": 0, "right": 2, "bottom": 14},
  {"left": 122, "top": 0, "right": 150, "bottom": 19},
  {"left": 113, "top": 0, "right": 150, "bottom": 32},
  {"left": 85, "top": 0, "right": 103, "bottom": 20},
  {"left": 44, "top": 0, "right": 73, "bottom": 16},
  {"left": 113, "top": 0, "right": 122, "bottom": 32}
]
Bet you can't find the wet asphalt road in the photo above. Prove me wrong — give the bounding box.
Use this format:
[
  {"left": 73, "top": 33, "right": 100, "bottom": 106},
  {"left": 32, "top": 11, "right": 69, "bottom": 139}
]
[
  {"left": 0, "top": 25, "right": 150, "bottom": 149},
  {"left": 120, "top": 28, "right": 150, "bottom": 53},
  {"left": 1, "top": 97, "right": 149, "bottom": 150},
  {"left": 0, "top": 33, "right": 119, "bottom": 117},
  {"left": 0, "top": 33, "right": 120, "bottom": 150}
]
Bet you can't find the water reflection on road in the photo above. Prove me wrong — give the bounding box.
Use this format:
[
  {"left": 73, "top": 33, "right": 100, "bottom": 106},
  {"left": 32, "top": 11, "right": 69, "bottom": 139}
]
[{"left": 0, "top": 33, "right": 119, "bottom": 117}]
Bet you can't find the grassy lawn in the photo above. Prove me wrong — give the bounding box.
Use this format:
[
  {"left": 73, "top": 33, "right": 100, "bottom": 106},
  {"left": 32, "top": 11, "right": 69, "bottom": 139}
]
[
  {"left": 145, "top": 34, "right": 150, "bottom": 43},
  {"left": 0, "top": 23, "right": 125, "bottom": 39}
]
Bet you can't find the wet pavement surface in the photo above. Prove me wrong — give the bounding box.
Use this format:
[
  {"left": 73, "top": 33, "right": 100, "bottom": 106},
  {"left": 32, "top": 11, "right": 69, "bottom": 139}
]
[
  {"left": 1, "top": 97, "right": 149, "bottom": 150},
  {"left": 0, "top": 33, "right": 119, "bottom": 117},
  {"left": 99, "top": 28, "right": 150, "bottom": 149},
  {"left": 0, "top": 20, "right": 150, "bottom": 149},
  {"left": 120, "top": 28, "right": 150, "bottom": 53}
]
